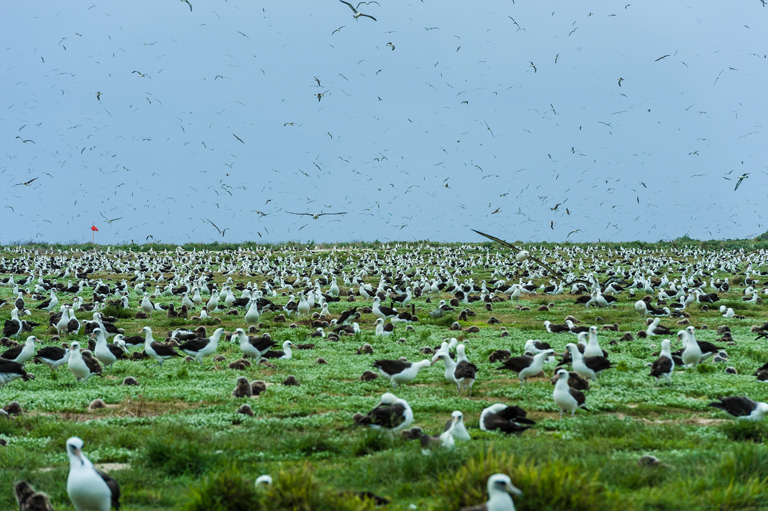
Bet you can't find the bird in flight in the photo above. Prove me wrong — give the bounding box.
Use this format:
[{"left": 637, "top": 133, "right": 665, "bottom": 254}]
[
  {"left": 734, "top": 173, "right": 749, "bottom": 191},
  {"left": 287, "top": 212, "right": 347, "bottom": 219},
  {"left": 332, "top": 26, "right": 345, "bottom": 35},
  {"left": 96, "top": 91, "right": 102, "bottom": 101},
  {"left": 14, "top": 177, "right": 38, "bottom": 186},
  {"left": 132, "top": 71, "right": 151, "bottom": 78},
  {"left": 100, "top": 212, "right": 123, "bottom": 224},
  {"left": 617, "top": 77, "right": 624, "bottom": 87},
  {"left": 233, "top": 134, "right": 245, "bottom": 144},
  {"left": 181, "top": 0, "right": 192, "bottom": 11},
  {"left": 204, "top": 218, "right": 226, "bottom": 236},
  {"left": 15, "top": 136, "right": 35, "bottom": 144},
  {"left": 655, "top": 55, "right": 670, "bottom": 62},
  {"left": 567, "top": 229, "right": 581, "bottom": 238},
  {"left": 339, "top": 0, "right": 377, "bottom": 21}
]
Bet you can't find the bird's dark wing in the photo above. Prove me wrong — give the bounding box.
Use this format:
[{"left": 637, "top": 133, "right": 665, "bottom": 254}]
[
  {"left": 36, "top": 346, "right": 67, "bottom": 359},
  {"left": 96, "top": 470, "right": 121, "bottom": 510},
  {"left": 472, "top": 229, "right": 518, "bottom": 250},
  {"left": 497, "top": 355, "right": 533, "bottom": 373},
  {"left": 286, "top": 212, "right": 312, "bottom": 216},
  {"left": 178, "top": 338, "right": 209, "bottom": 353},
  {"left": 83, "top": 355, "right": 103, "bottom": 374},
  {"left": 251, "top": 337, "right": 276, "bottom": 351},
  {"left": 650, "top": 356, "right": 673, "bottom": 377},
  {"left": 454, "top": 361, "right": 477, "bottom": 380},
  {"left": 709, "top": 397, "right": 756, "bottom": 417},
  {"left": 583, "top": 356, "right": 614, "bottom": 372},
  {"left": 570, "top": 388, "right": 587, "bottom": 407},
  {"left": 483, "top": 413, "right": 532, "bottom": 434},
  {"left": 358, "top": 403, "right": 406, "bottom": 428},
  {"left": 339, "top": 0, "right": 357, "bottom": 12},
  {"left": 0, "top": 345, "right": 23, "bottom": 360},
  {"left": 150, "top": 342, "right": 181, "bottom": 357},
  {"left": 358, "top": 13, "right": 377, "bottom": 20},
  {"left": 321, "top": 212, "right": 348, "bottom": 216},
  {"left": 374, "top": 359, "right": 411, "bottom": 374}
]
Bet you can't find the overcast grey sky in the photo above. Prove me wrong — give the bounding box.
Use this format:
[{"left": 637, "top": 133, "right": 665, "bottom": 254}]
[{"left": 1, "top": 0, "right": 766, "bottom": 245}]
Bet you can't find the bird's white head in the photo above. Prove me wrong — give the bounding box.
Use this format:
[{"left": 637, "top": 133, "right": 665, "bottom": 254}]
[
  {"left": 255, "top": 475, "right": 273, "bottom": 486},
  {"left": 488, "top": 473, "right": 523, "bottom": 497},
  {"left": 380, "top": 392, "right": 397, "bottom": 405},
  {"left": 66, "top": 436, "right": 86, "bottom": 465}
]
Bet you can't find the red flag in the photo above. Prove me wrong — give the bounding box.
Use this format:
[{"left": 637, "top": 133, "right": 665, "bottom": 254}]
[{"left": 91, "top": 225, "right": 99, "bottom": 232}]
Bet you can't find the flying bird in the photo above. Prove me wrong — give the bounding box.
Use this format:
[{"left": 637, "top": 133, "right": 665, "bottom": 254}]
[
  {"left": 287, "top": 212, "right": 347, "bottom": 219},
  {"left": 14, "top": 177, "right": 38, "bottom": 186},
  {"left": 233, "top": 134, "right": 245, "bottom": 143},
  {"left": 655, "top": 55, "right": 670, "bottom": 61},
  {"left": 132, "top": 71, "right": 151, "bottom": 78},
  {"left": 339, "top": 0, "right": 377, "bottom": 21},
  {"left": 567, "top": 229, "right": 581, "bottom": 238},
  {"left": 96, "top": 91, "right": 102, "bottom": 101},
  {"left": 734, "top": 173, "right": 749, "bottom": 191},
  {"left": 100, "top": 212, "right": 123, "bottom": 224},
  {"left": 181, "top": 0, "right": 192, "bottom": 11},
  {"left": 617, "top": 77, "right": 624, "bottom": 86},
  {"left": 205, "top": 219, "right": 222, "bottom": 235},
  {"left": 15, "top": 136, "right": 35, "bottom": 144},
  {"left": 332, "top": 26, "right": 345, "bottom": 35}
]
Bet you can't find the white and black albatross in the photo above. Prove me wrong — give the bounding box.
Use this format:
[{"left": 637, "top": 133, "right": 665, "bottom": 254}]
[
  {"left": 1, "top": 335, "right": 37, "bottom": 365},
  {"left": 178, "top": 327, "right": 225, "bottom": 365},
  {"left": 35, "top": 346, "right": 70, "bottom": 371},
  {"left": 649, "top": 339, "right": 674, "bottom": 385},
  {"left": 142, "top": 326, "right": 182, "bottom": 367},
  {"left": 373, "top": 358, "right": 431, "bottom": 388},
  {"left": 495, "top": 350, "right": 554, "bottom": 385},
  {"left": 233, "top": 328, "right": 276, "bottom": 359},
  {"left": 66, "top": 436, "right": 121, "bottom": 511},
  {"left": 0, "top": 358, "right": 34, "bottom": 386},
  {"left": 708, "top": 397, "right": 768, "bottom": 421},
  {"left": 479, "top": 403, "right": 535, "bottom": 435},
  {"left": 67, "top": 341, "right": 103, "bottom": 383},
  {"left": 553, "top": 368, "right": 589, "bottom": 418},
  {"left": 354, "top": 392, "right": 413, "bottom": 434},
  {"left": 564, "top": 343, "right": 613, "bottom": 381}
]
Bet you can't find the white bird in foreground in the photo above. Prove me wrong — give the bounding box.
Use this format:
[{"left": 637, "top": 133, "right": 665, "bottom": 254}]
[
  {"left": 459, "top": 473, "right": 523, "bottom": 511},
  {"left": 66, "top": 436, "right": 121, "bottom": 511}
]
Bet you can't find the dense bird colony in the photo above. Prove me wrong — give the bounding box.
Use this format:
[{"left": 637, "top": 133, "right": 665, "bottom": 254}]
[{"left": 1, "top": 240, "right": 768, "bottom": 510}]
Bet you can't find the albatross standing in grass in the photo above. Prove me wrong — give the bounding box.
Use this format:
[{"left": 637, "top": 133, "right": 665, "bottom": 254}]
[
  {"left": 142, "top": 326, "right": 182, "bottom": 367},
  {"left": 66, "top": 436, "right": 121, "bottom": 511},
  {"left": 459, "top": 473, "right": 523, "bottom": 511}
]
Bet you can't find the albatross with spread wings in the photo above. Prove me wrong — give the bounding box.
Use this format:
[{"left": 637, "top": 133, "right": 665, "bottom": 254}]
[{"left": 287, "top": 211, "right": 347, "bottom": 219}]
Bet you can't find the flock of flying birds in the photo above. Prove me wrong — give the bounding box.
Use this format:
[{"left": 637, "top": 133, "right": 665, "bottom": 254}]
[{"left": 3, "top": 0, "right": 765, "bottom": 244}]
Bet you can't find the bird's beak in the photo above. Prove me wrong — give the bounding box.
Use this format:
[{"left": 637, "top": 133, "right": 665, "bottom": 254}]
[
  {"left": 506, "top": 483, "right": 523, "bottom": 497},
  {"left": 74, "top": 447, "right": 85, "bottom": 465}
]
